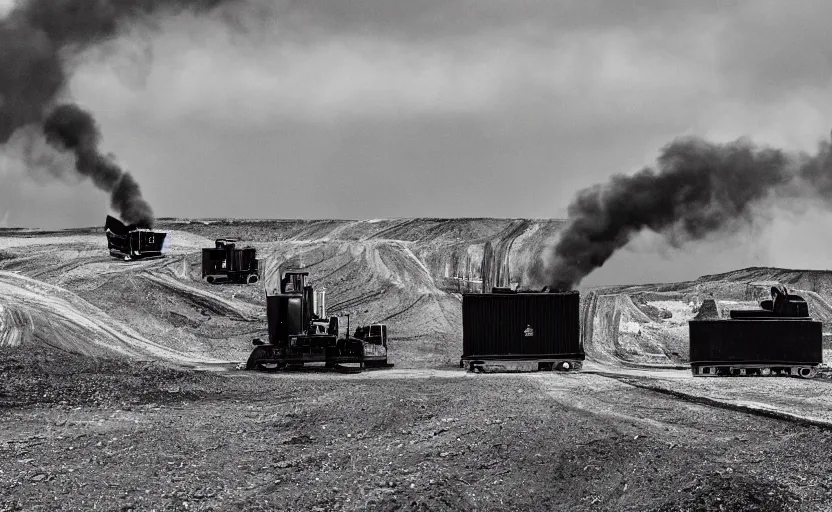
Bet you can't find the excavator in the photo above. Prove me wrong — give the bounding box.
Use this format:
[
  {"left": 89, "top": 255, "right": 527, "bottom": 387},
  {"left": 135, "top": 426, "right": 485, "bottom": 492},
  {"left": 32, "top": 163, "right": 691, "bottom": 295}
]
[{"left": 245, "top": 270, "right": 392, "bottom": 373}]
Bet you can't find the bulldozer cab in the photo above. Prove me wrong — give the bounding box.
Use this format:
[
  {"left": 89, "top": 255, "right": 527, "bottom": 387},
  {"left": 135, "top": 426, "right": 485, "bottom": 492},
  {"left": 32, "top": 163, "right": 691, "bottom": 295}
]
[
  {"left": 280, "top": 271, "right": 308, "bottom": 294},
  {"left": 769, "top": 286, "right": 809, "bottom": 317},
  {"left": 354, "top": 324, "right": 387, "bottom": 346},
  {"left": 310, "top": 321, "right": 329, "bottom": 335},
  {"left": 215, "top": 239, "right": 237, "bottom": 249}
]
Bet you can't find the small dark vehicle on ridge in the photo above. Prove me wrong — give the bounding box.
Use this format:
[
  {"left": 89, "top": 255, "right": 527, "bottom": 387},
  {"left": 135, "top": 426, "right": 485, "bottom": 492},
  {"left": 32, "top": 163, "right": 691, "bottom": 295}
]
[
  {"left": 202, "top": 239, "right": 259, "bottom": 284},
  {"left": 105, "top": 215, "right": 167, "bottom": 261}
]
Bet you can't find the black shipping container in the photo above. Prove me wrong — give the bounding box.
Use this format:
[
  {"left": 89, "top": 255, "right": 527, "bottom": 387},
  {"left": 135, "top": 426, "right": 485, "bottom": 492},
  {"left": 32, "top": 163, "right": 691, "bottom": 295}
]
[
  {"left": 462, "top": 291, "right": 583, "bottom": 362},
  {"left": 201, "top": 247, "right": 258, "bottom": 273},
  {"left": 689, "top": 319, "right": 822, "bottom": 365},
  {"left": 266, "top": 294, "right": 310, "bottom": 345},
  {"left": 201, "top": 240, "right": 259, "bottom": 284}
]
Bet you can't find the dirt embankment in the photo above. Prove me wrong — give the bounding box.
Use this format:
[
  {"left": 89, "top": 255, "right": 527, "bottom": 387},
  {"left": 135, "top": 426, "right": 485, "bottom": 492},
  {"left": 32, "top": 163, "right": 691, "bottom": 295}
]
[{"left": 584, "top": 269, "right": 832, "bottom": 367}]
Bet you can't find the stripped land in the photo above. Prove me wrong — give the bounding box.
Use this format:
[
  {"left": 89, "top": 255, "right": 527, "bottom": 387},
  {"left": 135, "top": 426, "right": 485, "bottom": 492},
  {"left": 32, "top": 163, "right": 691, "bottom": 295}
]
[{"left": 3, "top": 219, "right": 832, "bottom": 511}]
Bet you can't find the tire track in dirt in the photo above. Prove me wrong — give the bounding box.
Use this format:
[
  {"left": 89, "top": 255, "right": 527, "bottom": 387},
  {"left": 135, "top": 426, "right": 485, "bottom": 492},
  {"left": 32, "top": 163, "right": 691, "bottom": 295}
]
[
  {"left": 480, "top": 220, "right": 531, "bottom": 290},
  {"left": 360, "top": 219, "right": 415, "bottom": 242},
  {"left": 0, "top": 271, "right": 224, "bottom": 364},
  {"left": 584, "top": 370, "right": 832, "bottom": 430},
  {"left": 379, "top": 296, "right": 425, "bottom": 323},
  {"left": 139, "top": 272, "right": 257, "bottom": 321}
]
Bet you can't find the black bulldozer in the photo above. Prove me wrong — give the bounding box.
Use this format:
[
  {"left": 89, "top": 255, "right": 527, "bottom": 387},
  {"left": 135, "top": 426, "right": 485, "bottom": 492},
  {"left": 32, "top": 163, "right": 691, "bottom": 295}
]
[{"left": 245, "top": 270, "right": 393, "bottom": 373}]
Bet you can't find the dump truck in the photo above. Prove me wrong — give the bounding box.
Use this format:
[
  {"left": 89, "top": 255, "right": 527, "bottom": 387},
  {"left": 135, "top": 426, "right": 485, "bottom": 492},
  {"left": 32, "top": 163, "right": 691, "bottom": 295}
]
[
  {"left": 105, "top": 215, "right": 167, "bottom": 261},
  {"left": 245, "top": 270, "right": 393, "bottom": 373},
  {"left": 689, "top": 285, "right": 823, "bottom": 378},
  {"left": 202, "top": 239, "right": 259, "bottom": 284}
]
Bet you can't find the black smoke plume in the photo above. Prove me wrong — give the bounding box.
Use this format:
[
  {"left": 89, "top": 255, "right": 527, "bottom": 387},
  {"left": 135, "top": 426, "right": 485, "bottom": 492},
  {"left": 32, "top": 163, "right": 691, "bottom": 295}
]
[
  {"left": 43, "top": 105, "right": 155, "bottom": 226},
  {"left": 533, "top": 135, "right": 832, "bottom": 290},
  {"left": 0, "top": 0, "right": 236, "bottom": 227}
]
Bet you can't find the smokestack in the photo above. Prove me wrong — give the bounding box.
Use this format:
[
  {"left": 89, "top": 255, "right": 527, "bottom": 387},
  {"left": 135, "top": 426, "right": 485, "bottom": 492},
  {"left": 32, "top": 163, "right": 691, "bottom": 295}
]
[
  {"left": 532, "top": 134, "right": 832, "bottom": 290},
  {"left": 0, "top": 0, "right": 239, "bottom": 226}
]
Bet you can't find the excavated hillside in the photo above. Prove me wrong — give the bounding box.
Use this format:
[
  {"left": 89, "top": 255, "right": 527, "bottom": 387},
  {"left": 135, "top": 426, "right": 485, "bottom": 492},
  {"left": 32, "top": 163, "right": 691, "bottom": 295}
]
[
  {"left": 0, "top": 218, "right": 563, "bottom": 368},
  {"left": 2, "top": 220, "right": 832, "bottom": 370},
  {"left": 583, "top": 267, "right": 832, "bottom": 368}
]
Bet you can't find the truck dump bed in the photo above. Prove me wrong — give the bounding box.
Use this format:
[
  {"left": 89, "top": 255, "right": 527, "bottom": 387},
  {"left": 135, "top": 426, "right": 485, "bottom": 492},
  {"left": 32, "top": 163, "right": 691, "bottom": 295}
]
[{"left": 105, "top": 216, "right": 167, "bottom": 261}]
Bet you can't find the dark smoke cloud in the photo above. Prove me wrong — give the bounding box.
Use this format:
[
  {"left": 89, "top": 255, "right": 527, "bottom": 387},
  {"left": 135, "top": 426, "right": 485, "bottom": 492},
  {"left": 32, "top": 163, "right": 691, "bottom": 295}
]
[
  {"left": 43, "top": 104, "right": 154, "bottom": 226},
  {"left": 533, "top": 135, "right": 832, "bottom": 290},
  {"left": 0, "top": 0, "right": 237, "bottom": 227}
]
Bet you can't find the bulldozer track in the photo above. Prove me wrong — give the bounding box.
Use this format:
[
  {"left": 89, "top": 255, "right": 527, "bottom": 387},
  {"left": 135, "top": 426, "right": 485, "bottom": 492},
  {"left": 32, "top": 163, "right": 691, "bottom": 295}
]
[
  {"left": 379, "top": 296, "right": 425, "bottom": 323},
  {"left": 327, "top": 282, "right": 395, "bottom": 313}
]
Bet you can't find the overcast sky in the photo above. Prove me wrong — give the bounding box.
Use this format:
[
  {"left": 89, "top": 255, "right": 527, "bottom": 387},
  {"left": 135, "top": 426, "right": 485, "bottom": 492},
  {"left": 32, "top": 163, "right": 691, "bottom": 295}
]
[{"left": 1, "top": 0, "right": 831, "bottom": 284}]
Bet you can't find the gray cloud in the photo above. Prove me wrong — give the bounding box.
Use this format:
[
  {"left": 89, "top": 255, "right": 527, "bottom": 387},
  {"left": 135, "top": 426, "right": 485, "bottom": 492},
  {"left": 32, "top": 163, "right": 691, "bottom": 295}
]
[
  {"left": 716, "top": 3, "right": 832, "bottom": 101},
  {"left": 260, "top": 0, "right": 728, "bottom": 41},
  {"left": 3, "top": 0, "right": 832, "bottom": 286}
]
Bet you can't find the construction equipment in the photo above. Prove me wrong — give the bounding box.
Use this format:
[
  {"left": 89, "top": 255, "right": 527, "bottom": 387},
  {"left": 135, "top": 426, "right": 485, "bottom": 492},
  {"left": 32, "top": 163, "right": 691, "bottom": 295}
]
[
  {"left": 460, "top": 287, "right": 585, "bottom": 373},
  {"left": 202, "top": 239, "right": 259, "bottom": 284},
  {"left": 689, "top": 285, "right": 823, "bottom": 378},
  {"left": 245, "top": 270, "right": 393, "bottom": 373},
  {"left": 352, "top": 323, "right": 391, "bottom": 368},
  {"left": 104, "top": 215, "right": 167, "bottom": 261}
]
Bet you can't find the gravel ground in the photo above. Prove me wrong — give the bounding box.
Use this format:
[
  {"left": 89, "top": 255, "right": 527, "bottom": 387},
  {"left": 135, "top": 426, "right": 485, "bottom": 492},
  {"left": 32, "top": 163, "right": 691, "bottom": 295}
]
[{"left": 3, "top": 349, "right": 832, "bottom": 511}]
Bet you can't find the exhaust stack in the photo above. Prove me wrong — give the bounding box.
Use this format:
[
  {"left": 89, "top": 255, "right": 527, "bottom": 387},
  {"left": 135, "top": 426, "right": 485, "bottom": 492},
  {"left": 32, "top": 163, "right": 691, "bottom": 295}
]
[{"left": 314, "top": 290, "right": 327, "bottom": 318}]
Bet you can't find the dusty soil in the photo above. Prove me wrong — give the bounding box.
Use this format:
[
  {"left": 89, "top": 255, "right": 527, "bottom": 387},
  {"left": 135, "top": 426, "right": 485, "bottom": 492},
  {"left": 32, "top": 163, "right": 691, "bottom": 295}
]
[
  {"left": 4, "top": 348, "right": 832, "bottom": 511},
  {"left": 4, "top": 220, "right": 832, "bottom": 510}
]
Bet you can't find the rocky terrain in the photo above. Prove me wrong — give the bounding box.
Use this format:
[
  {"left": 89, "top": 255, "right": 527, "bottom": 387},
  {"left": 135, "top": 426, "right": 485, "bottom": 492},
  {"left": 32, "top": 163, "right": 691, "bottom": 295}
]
[{"left": 3, "top": 218, "right": 832, "bottom": 511}]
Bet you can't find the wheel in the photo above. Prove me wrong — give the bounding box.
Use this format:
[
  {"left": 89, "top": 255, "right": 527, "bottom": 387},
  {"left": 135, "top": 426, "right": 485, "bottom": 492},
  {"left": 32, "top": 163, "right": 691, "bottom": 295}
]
[
  {"left": 256, "top": 363, "right": 284, "bottom": 372},
  {"left": 245, "top": 346, "right": 283, "bottom": 372},
  {"left": 206, "top": 275, "right": 215, "bottom": 284},
  {"left": 245, "top": 346, "right": 266, "bottom": 370},
  {"left": 798, "top": 366, "right": 817, "bottom": 379},
  {"left": 246, "top": 274, "right": 259, "bottom": 284},
  {"left": 334, "top": 362, "right": 364, "bottom": 374}
]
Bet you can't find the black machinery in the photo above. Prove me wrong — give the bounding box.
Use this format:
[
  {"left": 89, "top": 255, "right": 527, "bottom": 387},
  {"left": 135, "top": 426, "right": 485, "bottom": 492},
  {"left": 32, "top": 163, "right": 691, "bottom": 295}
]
[
  {"left": 460, "top": 287, "right": 585, "bottom": 373},
  {"left": 105, "top": 215, "right": 167, "bottom": 261},
  {"left": 245, "top": 270, "right": 393, "bottom": 373},
  {"left": 689, "top": 285, "right": 823, "bottom": 378},
  {"left": 202, "top": 239, "right": 259, "bottom": 284}
]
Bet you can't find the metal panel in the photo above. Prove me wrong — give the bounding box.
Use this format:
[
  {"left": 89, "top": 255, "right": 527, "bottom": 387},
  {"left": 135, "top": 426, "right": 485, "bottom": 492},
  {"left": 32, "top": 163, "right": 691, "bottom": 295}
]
[
  {"left": 462, "top": 292, "right": 583, "bottom": 360},
  {"left": 266, "top": 295, "right": 305, "bottom": 346},
  {"left": 689, "top": 319, "right": 822, "bottom": 365},
  {"left": 202, "top": 247, "right": 258, "bottom": 276},
  {"left": 286, "top": 297, "right": 303, "bottom": 337},
  {"left": 266, "top": 295, "right": 281, "bottom": 344}
]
